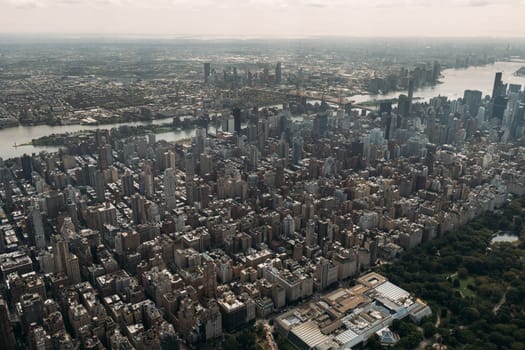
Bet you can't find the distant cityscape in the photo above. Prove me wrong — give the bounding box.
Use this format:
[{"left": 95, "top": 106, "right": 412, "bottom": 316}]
[{"left": 0, "top": 38, "right": 524, "bottom": 350}]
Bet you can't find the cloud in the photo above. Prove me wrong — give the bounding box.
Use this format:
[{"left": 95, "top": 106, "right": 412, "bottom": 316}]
[
  {"left": 466, "top": 0, "right": 489, "bottom": 6},
  {"left": 1, "top": 0, "right": 523, "bottom": 9},
  {"left": 2, "top": 0, "right": 44, "bottom": 8},
  {"left": 305, "top": 2, "right": 328, "bottom": 7}
]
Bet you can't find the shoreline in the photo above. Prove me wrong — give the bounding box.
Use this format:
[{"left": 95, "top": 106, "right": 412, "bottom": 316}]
[
  {"left": 0, "top": 62, "right": 494, "bottom": 132},
  {"left": 26, "top": 121, "right": 200, "bottom": 148}
]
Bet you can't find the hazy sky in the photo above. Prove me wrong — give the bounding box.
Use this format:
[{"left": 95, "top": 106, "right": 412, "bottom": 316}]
[{"left": 0, "top": 0, "right": 524, "bottom": 38}]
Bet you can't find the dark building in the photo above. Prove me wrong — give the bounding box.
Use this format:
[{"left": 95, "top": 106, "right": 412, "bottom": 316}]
[
  {"left": 131, "top": 194, "right": 146, "bottom": 225},
  {"left": 509, "top": 84, "right": 522, "bottom": 94},
  {"left": 292, "top": 137, "right": 303, "bottom": 165},
  {"left": 379, "top": 102, "right": 392, "bottom": 115},
  {"left": 247, "top": 71, "right": 253, "bottom": 86},
  {"left": 0, "top": 298, "right": 16, "bottom": 349},
  {"left": 3, "top": 178, "right": 13, "bottom": 210},
  {"left": 275, "top": 62, "right": 282, "bottom": 84},
  {"left": 432, "top": 61, "right": 441, "bottom": 81},
  {"left": 313, "top": 112, "right": 328, "bottom": 138},
  {"left": 407, "top": 78, "right": 414, "bottom": 103},
  {"left": 121, "top": 171, "right": 135, "bottom": 197},
  {"left": 97, "top": 144, "right": 112, "bottom": 170},
  {"left": 95, "top": 170, "right": 106, "bottom": 203},
  {"left": 95, "top": 129, "right": 110, "bottom": 147},
  {"left": 185, "top": 152, "right": 195, "bottom": 180},
  {"left": 491, "top": 72, "right": 505, "bottom": 99},
  {"left": 510, "top": 103, "right": 525, "bottom": 140},
  {"left": 45, "top": 191, "right": 65, "bottom": 220},
  {"left": 263, "top": 65, "right": 269, "bottom": 84},
  {"left": 233, "top": 107, "right": 241, "bottom": 134},
  {"left": 204, "top": 63, "right": 211, "bottom": 83},
  {"left": 21, "top": 154, "right": 32, "bottom": 181},
  {"left": 20, "top": 293, "right": 44, "bottom": 329},
  {"left": 492, "top": 96, "right": 508, "bottom": 119},
  {"left": 398, "top": 94, "right": 410, "bottom": 117},
  {"left": 463, "top": 89, "right": 482, "bottom": 116},
  {"left": 220, "top": 301, "right": 247, "bottom": 332},
  {"left": 385, "top": 114, "right": 396, "bottom": 140},
  {"left": 0, "top": 229, "right": 5, "bottom": 253}
]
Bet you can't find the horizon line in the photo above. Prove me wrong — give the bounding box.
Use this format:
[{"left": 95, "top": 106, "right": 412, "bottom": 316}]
[{"left": 1, "top": 33, "right": 525, "bottom": 41}]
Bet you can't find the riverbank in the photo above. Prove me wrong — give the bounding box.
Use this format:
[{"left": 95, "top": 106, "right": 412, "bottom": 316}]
[
  {"left": 1, "top": 60, "right": 525, "bottom": 160},
  {"left": 30, "top": 119, "right": 204, "bottom": 147},
  {"left": 0, "top": 112, "right": 186, "bottom": 132}
]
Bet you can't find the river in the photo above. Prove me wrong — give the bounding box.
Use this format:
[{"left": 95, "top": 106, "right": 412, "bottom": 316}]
[
  {"left": 351, "top": 60, "right": 525, "bottom": 104},
  {"left": 0, "top": 118, "right": 199, "bottom": 160},
  {"left": 1, "top": 60, "right": 525, "bottom": 160}
]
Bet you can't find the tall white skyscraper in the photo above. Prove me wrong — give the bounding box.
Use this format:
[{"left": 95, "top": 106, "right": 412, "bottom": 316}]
[
  {"left": 30, "top": 205, "right": 46, "bottom": 249},
  {"left": 164, "top": 168, "right": 177, "bottom": 211}
]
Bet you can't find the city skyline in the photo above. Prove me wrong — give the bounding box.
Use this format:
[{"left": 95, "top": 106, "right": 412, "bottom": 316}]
[
  {"left": 1, "top": 2, "right": 525, "bottom": 349},
  {"left": 1, "top": 0, "right": 525, "bottom": 38}
]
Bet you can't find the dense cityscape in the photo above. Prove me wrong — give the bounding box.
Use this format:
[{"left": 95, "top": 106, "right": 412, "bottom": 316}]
[{"left": 0, "top": 36, "right": 525, "bottom": 350}]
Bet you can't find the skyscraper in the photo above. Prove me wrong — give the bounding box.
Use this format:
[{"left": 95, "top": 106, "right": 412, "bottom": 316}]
[
  {"left": 233, "top": 107, "right": 241, "bottom": 134},
  {"left": 292, "top": 137, "right": 303, "bottom": 165},
  {"left": 95, "top": 170, "right": 106, "bottom": 203},
  {"left": 275, "top": 62, "right": 282, "bottom": 84},
  {"left": 379, "top": 102, "right": 392, "bottom": 115},
  {"left": 52, "top": 234, "right": 80, "bottom": 284},
  {"left": 163, "top": 150, "right": 176, "bottom": 170},
  {"left": 432, "top": 61, "right": 441, "bottom": 81},
  {"left": 233, "top": 67, "right": 238, "bottom": 88},
  {"left": 314, "top": 112, "right": 328, "bottom": 138},
  {"left": 315, "top": 257, "right": 337, "bottom": 291},
  {"left": 263, "top": 65, "right": 269, "bottom": 84},
  {"left": 52, "top": 234, "right": 69, "bottom": 275},
  {"left": 463, "top": 89, "right": 482, "bottom": 116},
  {"left": 131, "top": 194, "right": 146, "bottom": 225},
  {"left": 30, "top": 204, "right": 46, "bottom": 249},
  {"left": 493, "top": 96, "right": 509, "bottom": 119},
  {"left": 121, "top": 171, "right": 135, "bottom": 197},
  {"left": 490, "top": 73, "right": 508, "bottom": 120},
  {"left": 0, "top": 229, "right": 5, "bottom": 254},
  {"left": 164, "top": 168, "right": 177, "bottom": 211},
  {"left": 407, "top": 77, "right": 414, "bottom": 114},
  {"left": 141, "top": 161, "right": 154, "bottom": 199},
  {"left": 21, "top": 154, "right": 32, "bottom": 181},
  {"left": 97, "top": 146, "right": 108, "bottom": 170},
  {"left": 185, "top": 152, "right": 195, "bottom": 180},
  {"left": 492, "top": 72, "right": 504, "bottom": 99},
  {"left": 398, "top": 94, "right": 410, "bottom": 117},
  {"left": 95, "top": 129, "right": 111, "bottom": 147},
  {"left": 248, "top": 145, "right": 259, "bottom": 171},
  {"left": 0, "top": 298, "right": 16, "bottom": 350},
  {"left": 202, "top": 257, "right": 217, "bottom": 299},
  {"left": 204, "top": 63, "right": 211, "bottom": 83}
]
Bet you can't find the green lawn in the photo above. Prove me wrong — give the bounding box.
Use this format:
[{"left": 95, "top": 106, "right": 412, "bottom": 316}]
[{"left": 458, "top": 276, "right": 476, "bottom": 298}]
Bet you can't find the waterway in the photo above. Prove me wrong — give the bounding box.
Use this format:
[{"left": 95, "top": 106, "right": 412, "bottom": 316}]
[
  {"left": 351, "top": 60, "right": 525, "bottom": 104},
  {"left": 0, "top": 118, "right": 197, "bottom": 160},
  {"left": 1, "top": 60, "right": 525, "bottom": 160}
]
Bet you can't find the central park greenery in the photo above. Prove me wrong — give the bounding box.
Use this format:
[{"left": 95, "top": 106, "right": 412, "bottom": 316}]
[
  {"left": 214, "top": 197, "right": 525, "bottom": 350},
  {"left": 369, "top": 197, "right": 525, "bottom": 350}
]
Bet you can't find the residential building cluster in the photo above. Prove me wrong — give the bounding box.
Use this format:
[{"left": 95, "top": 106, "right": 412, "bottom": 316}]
[
  {"left": 0, "top": 69, "right": 523, "bottom": 350},
  {"left": 0, "top": 41, "right": 508, "bottom": 129}
]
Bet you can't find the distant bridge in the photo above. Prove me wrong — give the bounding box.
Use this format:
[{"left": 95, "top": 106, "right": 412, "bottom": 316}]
[
  {"left": 284, "top": 89, "right": 378, "bottom": 112},
  {"left": 242, "top": 87, "right": 378, "bottom": 112}
]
